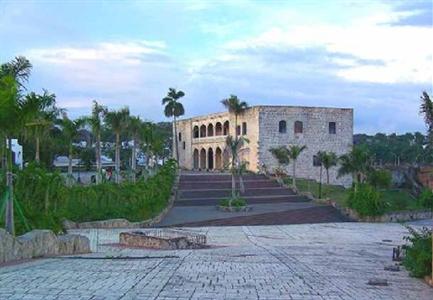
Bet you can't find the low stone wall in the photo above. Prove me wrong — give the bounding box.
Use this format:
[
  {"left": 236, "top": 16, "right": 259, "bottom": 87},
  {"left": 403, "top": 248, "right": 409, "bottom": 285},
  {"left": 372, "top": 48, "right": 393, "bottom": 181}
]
[
  {"left": 327, "top": 200, "right": 432, "bottom": 222},
  {"left": 63, "top": 171, "right": 180, "bottom": 230},
  {"left": 0, "top": 229, "right": 90, "bottom": 264}
]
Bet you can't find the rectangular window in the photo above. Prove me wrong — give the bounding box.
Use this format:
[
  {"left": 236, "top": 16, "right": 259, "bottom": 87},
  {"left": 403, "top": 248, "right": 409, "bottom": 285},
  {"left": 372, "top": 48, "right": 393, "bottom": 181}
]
[
  {"left": 236, "top": 125, "right": 241, "bottom": 136},
  {"left": 183, "top": 141, "right": 185, "bottom": 150},
  {"left": 242, "top": 122, "right": 247, "bottom": 135},
  {"left": 313, "top": 155, "right": 321, "bottom": 167},
  {"left": 178, "top": 132, "right": 182, "bottom": 141},
  {"left": 329, "top": 122, "right": 336, "bottom": 134}
]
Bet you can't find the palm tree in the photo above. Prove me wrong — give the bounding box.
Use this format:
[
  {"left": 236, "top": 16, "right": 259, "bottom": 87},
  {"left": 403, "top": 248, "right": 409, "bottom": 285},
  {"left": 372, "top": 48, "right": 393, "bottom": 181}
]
[
  {"left": 162, "top": 88, "right": 185, "bottom": 162},
  {"left": 320, "top": 151, "right": 338, "bottom": 185},
  {"left": 221, "top": 95, "right": 248, "bottom": 139},
  {"left": 20, "top": 90, "right": 60, "bottom": 163},
  {"left": 224, "top": 135, "right": 248, "bottom": 201},
  {"left": 269, "top": 146, "right": 290, "bottom": 183},
  {"left": 86, "top": 101, "right": 107, "bottom": 184},
  {"left": 316, "top": 151, "right": 326, "bottom": 198},
  {"left": 287, "top": 145, "right": 307, "bottom": 190},
  {"left": 338, "top": 147, "right": 372, "bottom": 184},
  {"left": 0, "top": 56, "right": 32, "bottom": 90},
  {"left": 128, "top": 115, "right": 142, "bottom": 182},
  {"left": 0, "top": 75, "right": 20, "bottom": 235},
  {"left": 104, "top": 107, "right": 130, "bottom": 183},
  {"left": 237, "top": 161, "right": 249, "bottom": 194},
  {"left": 57, "top": 113, "right": 85, "bottom": 186}
]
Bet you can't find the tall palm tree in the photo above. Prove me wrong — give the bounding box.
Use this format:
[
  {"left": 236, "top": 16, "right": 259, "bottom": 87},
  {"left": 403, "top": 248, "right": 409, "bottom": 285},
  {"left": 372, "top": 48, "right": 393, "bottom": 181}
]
[
  {"left": 57, "top": 113, "right": 85, "bottom": 186},
  {"left": 221, "top": 95, "right": 248, "bottom": 139},
  {"left": 1, "top": 57, "right": 32, "bottom": 235},
  {"left": 0, "top": 75, "right": 21, "bottom": 235},
  {"left": 128, "top": 115, "right": 142, "bottom": 182},
  {"left": 224, "top": 135, "right": 248, "bottom": 202},
  {"left": 86, "top": 101, "right": 107, "bottom": 184},
  {"left": 287, "top": 145, "right": 307, "bottom": 190},
  {"left": 269, "top": 146, "right": 290, "bottom": 183},
  {"left": 20, "top": 90, "right": 59, "bottom": 163},
  {"left": 316, "top": 151, "right": 326, "bottom": 198},
  {"left": 162, "top": 88, "right": 185, "bottom": 162},
  {"left": 104, "top": 107, "right": 130, "bottom": 183},
  {"left": 320, "top": 151, "right": 338, "bottom": 184}
]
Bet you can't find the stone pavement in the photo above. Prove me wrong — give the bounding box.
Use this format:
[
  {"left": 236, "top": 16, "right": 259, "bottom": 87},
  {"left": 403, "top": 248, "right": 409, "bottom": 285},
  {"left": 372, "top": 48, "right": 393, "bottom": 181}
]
[{"left": 1, "top": 223, "right": 433, "bottom": 299}]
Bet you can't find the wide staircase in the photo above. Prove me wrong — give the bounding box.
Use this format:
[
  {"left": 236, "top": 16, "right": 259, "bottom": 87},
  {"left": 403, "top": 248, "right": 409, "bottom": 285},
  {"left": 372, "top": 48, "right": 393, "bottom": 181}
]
[
  {"left": 159, "top": 172, "right": 350, "bottom": 227},
  {"left": 177, "top": 173, "right": 306, "bottom": 206}
]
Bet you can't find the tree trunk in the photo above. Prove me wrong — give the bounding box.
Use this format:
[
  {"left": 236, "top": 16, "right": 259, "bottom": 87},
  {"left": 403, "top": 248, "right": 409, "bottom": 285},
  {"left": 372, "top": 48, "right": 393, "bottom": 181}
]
[
  {"left": 5, "top": 137, "right": 14, "bottom": 235},
  {"left": 96, "top": 131, "right": 101, "bottom": 184},
  {"left": 292, "top": 160, "right": 297, "bottom": 190},
  {"left": 319, "top": 165, "right": 323, "bottom": 199},
  {"left": 115, "top": 133, "right": 120, "bottom": 183},
  {"left": 173, "top": 116, "right": 180, "bottom": 163},
  {"left": 67, "top": 143, "right": 73, "bottom": 186},
  {"left": 326, "top": 168, "right": 330, "bottom": 184},
  {"left": 239, "top": 174, "right": 245, "bottom": 194},
  {"left": 131, "top": 137, "right": 137, "bottom": 183},
  {"left": 44, "top": 185, "right": 50, "bottom": 214},
  {"left": 35, "top": 136, "right": 40, "bottom": 163},
  {"left": 234, "top": 114, "right": 238, "bottom": 140}
]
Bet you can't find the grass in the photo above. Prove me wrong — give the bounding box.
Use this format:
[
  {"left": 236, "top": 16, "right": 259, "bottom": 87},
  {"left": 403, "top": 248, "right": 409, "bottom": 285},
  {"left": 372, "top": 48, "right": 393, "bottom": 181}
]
[{"left": 282, "top": 176, "right": 423, "bottom": 213}]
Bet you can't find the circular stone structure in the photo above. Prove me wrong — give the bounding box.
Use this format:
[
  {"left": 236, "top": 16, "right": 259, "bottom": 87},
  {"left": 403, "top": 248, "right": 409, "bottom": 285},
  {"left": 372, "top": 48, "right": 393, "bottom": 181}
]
[{"left": 119, "top": 229, "right": 207, "bottom": 250}]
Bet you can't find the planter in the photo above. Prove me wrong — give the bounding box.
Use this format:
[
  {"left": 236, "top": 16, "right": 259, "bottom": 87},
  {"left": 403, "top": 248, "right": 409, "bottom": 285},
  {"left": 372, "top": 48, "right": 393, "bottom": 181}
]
[{"left": 217, "top": 205, "right": 252, "bottom": 212}]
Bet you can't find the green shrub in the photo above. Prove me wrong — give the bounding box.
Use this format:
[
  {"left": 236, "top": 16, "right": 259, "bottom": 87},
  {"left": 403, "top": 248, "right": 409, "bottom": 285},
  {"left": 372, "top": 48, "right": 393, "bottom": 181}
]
[
  {"left": 347, "top": 183, "right": 385, "bottom": 217},
  {"left": 368, "top": 169, "right": 392, "bottom": 189},
  {"left": 1, "top": 159, "right": 177, "bottom": 235},
  {"left": 403, "top": 226, "right": 432, "bottom": 278},
  {"left": 418, "top": 188, "right": 433, "bottom": 210},
  {"left": 219, "top": 197, "right": 247, "bottom": 207}
]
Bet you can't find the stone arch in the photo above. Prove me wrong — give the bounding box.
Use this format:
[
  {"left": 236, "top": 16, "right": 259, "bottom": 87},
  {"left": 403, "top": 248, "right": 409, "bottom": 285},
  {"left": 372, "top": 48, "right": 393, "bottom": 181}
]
[
  {"left": 200, "top": 148, "right": 206, "bottom": 169},
  {"left": 193, "top": 149, "right": 199, "bottom": 169},
  {"left": 193, "top": 126, "right": 199, "bottom": 138},
  {"left": 207, "top": 124, "right": 214, "bottom": 137},
  {"left": 215, "top": 122, "right": 222, "bottom": 136},
  {"left": 223, "top": 121, "right": 230, "bottom": 135},
  {"left": 215, "top": 147, "right": 223, "bottom": 169},
  {"left": 200, "top": 125, "right": 207, "bottom": 137},
  {"left": 208, "top": 148, "right": 214, "bottom": 170}
]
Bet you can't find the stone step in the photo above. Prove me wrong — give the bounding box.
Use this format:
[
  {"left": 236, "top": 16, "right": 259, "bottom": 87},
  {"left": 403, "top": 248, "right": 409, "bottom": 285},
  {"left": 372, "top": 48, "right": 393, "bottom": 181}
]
[
  {"left": 179, "top": 180, "right": 281, "bottom": 190},
  {"left": 174, "top": 195, "right": 310, "bottom": 207},
  {"left": 179, "top": 174, "right": 268, "bottom": 182},
  {"left": 179, "top": 187, "right": 295, "bottom": 199}
]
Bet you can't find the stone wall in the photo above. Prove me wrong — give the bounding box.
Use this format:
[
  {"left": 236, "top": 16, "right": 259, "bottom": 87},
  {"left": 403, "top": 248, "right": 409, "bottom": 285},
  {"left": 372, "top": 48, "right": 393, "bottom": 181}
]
[
  {"left": 258, "top": 106, "right": 353, "bottom": 187},
  {"left": 0, "top": 229, "right": 90, "bottom": 264}
]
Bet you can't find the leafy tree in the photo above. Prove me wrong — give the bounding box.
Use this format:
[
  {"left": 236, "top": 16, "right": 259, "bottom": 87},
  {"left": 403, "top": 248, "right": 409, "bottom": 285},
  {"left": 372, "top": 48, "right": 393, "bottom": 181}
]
[
  {"left": 104, "top": 107, "right": 130, "bottom": 183},
  {"left": 420, "top": 91, "right": 433, "bottom": 149},
  {"left": 338, "top": 146, "right": 372, "bottom": 184},
  {"left": 162, "top": 88, "right": 185, "bottom": 162},
  {"left": 287, "top": 145, "right": 307, "bottom": 190},
  {"left": 367, "top": 169, "right": 391, "bottom": 189},
  {"left": 221, "top": 95, "right": 248, "bottom": 139}
]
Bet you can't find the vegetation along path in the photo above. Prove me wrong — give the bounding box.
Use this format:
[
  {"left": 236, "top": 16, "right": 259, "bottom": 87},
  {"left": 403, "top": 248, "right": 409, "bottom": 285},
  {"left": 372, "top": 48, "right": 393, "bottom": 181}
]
[{"left": 157, "top": 171, "right": 350, "bottom": 227}]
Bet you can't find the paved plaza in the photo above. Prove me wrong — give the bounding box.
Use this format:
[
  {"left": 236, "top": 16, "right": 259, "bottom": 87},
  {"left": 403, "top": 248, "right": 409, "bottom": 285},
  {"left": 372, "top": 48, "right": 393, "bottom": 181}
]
[{"left": 1, "top": 223, "right": 432, "bottom": 299}]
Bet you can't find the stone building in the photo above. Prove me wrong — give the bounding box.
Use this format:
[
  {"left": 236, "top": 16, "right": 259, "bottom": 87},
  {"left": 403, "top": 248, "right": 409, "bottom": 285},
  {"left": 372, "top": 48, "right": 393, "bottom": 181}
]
[{"left": 175, "top": 105, "right": 353, "bottom": 186}]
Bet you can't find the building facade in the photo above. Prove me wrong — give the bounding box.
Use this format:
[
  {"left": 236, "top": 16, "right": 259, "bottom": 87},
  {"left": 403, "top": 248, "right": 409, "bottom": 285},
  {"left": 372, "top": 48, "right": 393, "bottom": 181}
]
[{"left": 175, "top": 105, "right": 353, "bottom": 186}]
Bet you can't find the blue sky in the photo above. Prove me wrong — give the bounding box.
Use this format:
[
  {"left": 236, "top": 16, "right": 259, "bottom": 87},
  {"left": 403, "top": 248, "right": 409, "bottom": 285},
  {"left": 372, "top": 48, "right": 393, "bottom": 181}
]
[{"left": 0, "top": 0, "right": 432, "bottom": 133}]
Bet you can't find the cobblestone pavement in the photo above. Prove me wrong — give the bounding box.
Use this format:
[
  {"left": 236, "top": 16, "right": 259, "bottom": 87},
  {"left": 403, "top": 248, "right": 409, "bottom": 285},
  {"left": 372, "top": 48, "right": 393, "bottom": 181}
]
[{"left": 1, "top": 223, "right": 433, "bottom": 299}]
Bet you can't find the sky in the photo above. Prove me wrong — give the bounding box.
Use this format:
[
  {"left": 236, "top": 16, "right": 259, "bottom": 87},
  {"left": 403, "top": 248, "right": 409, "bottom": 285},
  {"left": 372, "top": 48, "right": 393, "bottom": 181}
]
[{"left": 0, "top": 0, "right": 432, "bottom": 134}]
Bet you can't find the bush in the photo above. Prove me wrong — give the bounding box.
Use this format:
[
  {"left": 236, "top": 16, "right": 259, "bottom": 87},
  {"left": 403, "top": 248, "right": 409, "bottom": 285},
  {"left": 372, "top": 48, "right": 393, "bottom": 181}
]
[
  {"left": 368, "top": 169, "right": 392, "bottom": 189},
  {"left": 418, "top": 188, "right": 433, "bottom": 210},
  {"left": 403, "top": 226, "right": 432, "bottom": 278},
  {"left": 219, "top": 197, "right": 247, "bottom": 207},
  {"left": 347, "top": 183, "right": 385, "bottom": 217},
  {"left": 1, "top": 160, "right": 177, "bottom": 235}
]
